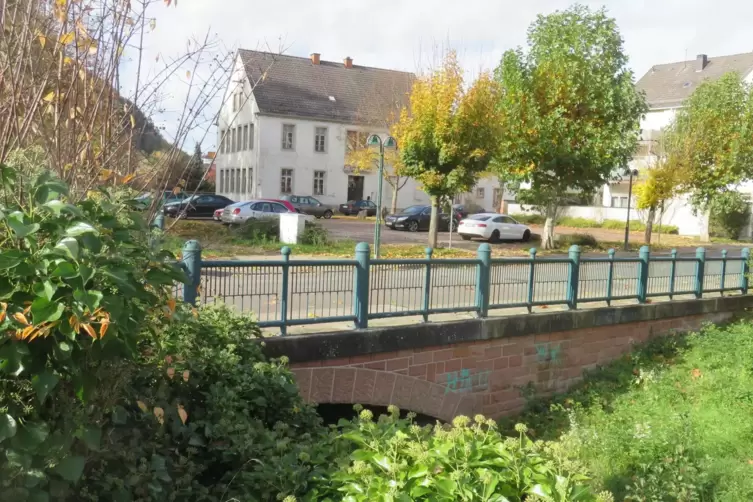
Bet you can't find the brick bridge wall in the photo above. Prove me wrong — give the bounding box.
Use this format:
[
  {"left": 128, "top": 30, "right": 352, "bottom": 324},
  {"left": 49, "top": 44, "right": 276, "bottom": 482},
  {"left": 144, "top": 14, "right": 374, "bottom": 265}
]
[{"left": 264, "top": 296, "right": 753, "bottom": 421}]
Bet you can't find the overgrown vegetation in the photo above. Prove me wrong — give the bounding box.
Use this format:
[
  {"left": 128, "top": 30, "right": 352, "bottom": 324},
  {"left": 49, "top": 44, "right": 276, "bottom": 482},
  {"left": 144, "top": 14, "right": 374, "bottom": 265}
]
[
  {"left": 709, "top": 191, "right": 750, "bottom": 239},
  {"left": 505, "top": 321, "right": 753, "bottom": 500}
]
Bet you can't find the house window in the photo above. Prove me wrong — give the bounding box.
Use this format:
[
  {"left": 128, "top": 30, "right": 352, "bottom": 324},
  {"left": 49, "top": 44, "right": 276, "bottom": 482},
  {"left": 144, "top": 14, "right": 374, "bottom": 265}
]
[
  {"left": 248, "top": 124, "right": 254, "bottom": 150},
  {"left": 228, "top": 168, "right": 235, "bottom": 192},
  {"left": 611, "top": 196, "right": 629, "bottom": 208},
  {"left": 218, "top": 169, "right": 224, "bottom": 192},
  {"left": 232, "top": 93, "right": 237, "bottom": 112},
  {"left": 314, "top": 127, "right": 327, "bottom": 153},
  {"left": 241, "top": 168, "right": 247, "bottom": 195},
  {"left": 476, "top": 187, "right": 485, "bottom": 199},
  {"left": 243, "top": 125, "right": 249, "bottom": 150},
  {"left": 229, "top": 128, "right": 235, "bottom": 153},
  {"left": 347, "top": 130, "right": 367, "bottom": 151},
  {"left": 280, "top": 168, "right": 293, "bottom": 194},
  {"left": 219, "top": 129, "right": 226, "bottom": 154},
  {"left": 313, "top": 171, "right": 325, "bottom": 195},
  {"left": 282, "top": 124, "right": 295, "bottom": 150},
  {"left": 236, "top": 169, "right": 241, "bottom": 193}
]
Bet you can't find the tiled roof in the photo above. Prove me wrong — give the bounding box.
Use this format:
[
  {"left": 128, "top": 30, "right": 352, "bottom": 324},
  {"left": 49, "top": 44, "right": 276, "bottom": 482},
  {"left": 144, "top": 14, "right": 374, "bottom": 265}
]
[
  {"left": 239, "top": 50, "right": 414, "bottom": 126},
  {"left": 637, "top": 52, "right": 753, "bottom": 109}
]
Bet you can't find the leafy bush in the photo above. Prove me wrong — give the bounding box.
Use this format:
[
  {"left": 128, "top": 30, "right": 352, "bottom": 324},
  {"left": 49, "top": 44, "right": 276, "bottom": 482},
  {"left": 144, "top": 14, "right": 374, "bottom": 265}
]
[
  {"left": 557, "top": 233, "right": 598, "bottom": 248},
  {"left": 307, "top": 408, "right": 610, "bottom": 501},
  {"left": 511, "top": 213, "right": 546, "bottom": 225},
  {"left": 231, "top": 218, "right": 279, "bottom": 242},
  {"left": 78, "top": 304, "right": 338, "bottom": 501},
  {"left": 709, "top": 191, "right": 750, "bottom": 239},
  {"left": 0, "top": 166, "right": 182, "bottom": 500},
  {"left": 300, "top": 221, "right": 331, "bottom": 246}
]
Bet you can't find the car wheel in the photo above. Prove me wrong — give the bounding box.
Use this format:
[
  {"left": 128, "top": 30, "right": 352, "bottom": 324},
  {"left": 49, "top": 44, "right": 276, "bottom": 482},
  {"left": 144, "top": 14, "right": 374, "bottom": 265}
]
[
  {"left": 461, "top": 235, "right": 471, "bottom": 241},
  {"left": 323, "top": 210, "right": 333, "bottom": 219},
  {"left": 522, "top": 230, "right": 531, "bottom": 242},
  {"left": 489, "top": 230, "right": 500, "bottom": 243},
  {"left": 408, "top": 220, "right": 419, "bottom": 232}
]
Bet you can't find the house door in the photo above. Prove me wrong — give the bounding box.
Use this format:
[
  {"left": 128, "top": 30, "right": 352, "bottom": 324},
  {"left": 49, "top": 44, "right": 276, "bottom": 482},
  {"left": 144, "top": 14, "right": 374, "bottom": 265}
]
[{"left": 347, "top": 175, "right": 364, "bottom": 201}]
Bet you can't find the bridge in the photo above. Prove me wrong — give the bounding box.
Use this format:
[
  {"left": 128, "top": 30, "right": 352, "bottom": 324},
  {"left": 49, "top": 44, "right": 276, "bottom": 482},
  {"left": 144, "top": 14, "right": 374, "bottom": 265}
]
[{"left": 264, "top": 295, "right": 753, "bottom": 420}]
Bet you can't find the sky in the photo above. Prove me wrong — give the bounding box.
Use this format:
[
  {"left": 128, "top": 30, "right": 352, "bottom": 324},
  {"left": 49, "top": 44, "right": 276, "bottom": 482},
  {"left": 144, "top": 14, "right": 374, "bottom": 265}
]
[{"left": 131, "top": 0, "right": 753, "bottom": 151}]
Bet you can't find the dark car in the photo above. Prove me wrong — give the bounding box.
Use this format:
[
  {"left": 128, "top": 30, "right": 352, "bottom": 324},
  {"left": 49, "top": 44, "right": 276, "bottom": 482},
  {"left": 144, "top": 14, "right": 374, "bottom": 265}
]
[
  {"left": 453, "top": 203, "right": 486, "bottom": 220},
  {"left": 384, "top": 205, "right": 459, "bottom": 232},
  {"left": 339, "top": 199, "right": 377, "bottom": 216},
  {"left": 163, "top": 194, "right": 234, "bottom": 219},
  {"left": 282, "top": 195, "right": 334, "bottom": 218}
]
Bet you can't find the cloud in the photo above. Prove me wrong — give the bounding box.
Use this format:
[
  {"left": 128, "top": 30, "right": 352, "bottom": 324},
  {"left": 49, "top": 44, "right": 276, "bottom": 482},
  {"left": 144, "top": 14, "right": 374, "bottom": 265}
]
[{"left": 131, "top": 0, "right": 753, "bottom": 150}]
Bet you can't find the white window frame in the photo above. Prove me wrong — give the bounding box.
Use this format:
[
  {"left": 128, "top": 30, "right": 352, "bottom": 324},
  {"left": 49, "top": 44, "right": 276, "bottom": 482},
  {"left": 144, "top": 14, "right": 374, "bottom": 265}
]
[
  {"left": 314, "top": 127, "right": 327, "bottom": 153},
  {"left": 242, "top": 125, "right": 249, "bottom": 151},
  {"left": 476, "top": 187, "right": 485, "bottom": 199},
  {"left": 280, "top": 168, "right": 293, "bottom": 194},
  {"left": 282, "top": 124, "right": 295, "bottom": 150},
  {"left": 313, "top": 170, "right": 326, "bottom": 196},
  {"left": 249, "top": 124, "right": 254, "bottom": 150}
]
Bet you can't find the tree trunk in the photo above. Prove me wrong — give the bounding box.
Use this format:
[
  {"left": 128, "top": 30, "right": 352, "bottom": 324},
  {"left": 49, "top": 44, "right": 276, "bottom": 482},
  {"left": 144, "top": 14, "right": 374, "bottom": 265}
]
[
  {"left": 391, "top": 186, "right": 398, "bottom": 214},
  {"left": 700, "top": 210, "right": 711, "bottom": 243},
  {"left": 542, "top": 204, "right": 557, "bottom": 249},
  {"left": 644, "top": 206, "right": 655, "bottom": 244},
  {"left": 428, "top": 195, "right": 439, "bottom": 249}
]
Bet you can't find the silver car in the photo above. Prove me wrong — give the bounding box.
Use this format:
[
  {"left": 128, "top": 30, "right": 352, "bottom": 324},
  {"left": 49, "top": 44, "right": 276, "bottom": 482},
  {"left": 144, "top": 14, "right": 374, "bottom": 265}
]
[
  {"left": 281, "top": 195, "right": 334, "bottom": 219},
  {"left": 221, "top": 200, "right": 293, "bottom": 225}
]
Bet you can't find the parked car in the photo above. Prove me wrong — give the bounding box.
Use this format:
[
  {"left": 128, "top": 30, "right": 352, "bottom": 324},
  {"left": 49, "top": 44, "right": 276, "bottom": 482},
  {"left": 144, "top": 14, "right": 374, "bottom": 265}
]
[
  {"left": 133, "top": 190, "right": 188, "bottom": 210},
  {"left": 281, "top": 195, "right": 334, "bottom": 219},
  {"left": 213, "top": 208, "right": 223, "bottom": 221},
  {"left": 457, "top": 213, "right": 531, "bottom": 243},
  {"left": 339, "top": 199, "right": 377, "bottom": 216},
  {"left": 384, "top": 205, "right": 459, "bottom": 232},
  {"left": 163, "top": 194, "right": 234, "bottom": 219},
  {"left": 221, "top": 199, "right": 295, "bottom": 225},
  {"left": 453, "top": 203, "right": 486, "bottom": 220}
]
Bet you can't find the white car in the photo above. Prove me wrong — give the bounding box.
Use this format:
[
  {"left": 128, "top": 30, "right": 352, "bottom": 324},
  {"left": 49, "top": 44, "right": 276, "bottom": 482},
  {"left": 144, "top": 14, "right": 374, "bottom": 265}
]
[
  {"left": 458, "top": 213, "right": 531, "bottom": 243},
  {"left": 221, "top": 200, "right": 293, "bottom": 225}
]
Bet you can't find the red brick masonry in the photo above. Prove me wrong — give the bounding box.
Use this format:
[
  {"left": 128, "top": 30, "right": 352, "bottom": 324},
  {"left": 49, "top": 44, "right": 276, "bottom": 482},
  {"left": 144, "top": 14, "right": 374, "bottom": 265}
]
[{"left": 291, "top": 313, "right": 730, "bottom": 421}]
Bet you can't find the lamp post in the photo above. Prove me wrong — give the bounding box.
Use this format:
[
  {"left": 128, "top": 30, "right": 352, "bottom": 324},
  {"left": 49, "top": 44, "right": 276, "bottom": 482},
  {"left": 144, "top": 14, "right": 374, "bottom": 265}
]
[
  {"left": 367, "top": 134, "right": 397, "bottom": 259},
  {"left": 623, "top": 167, "right": 639, "bottom": 251}
]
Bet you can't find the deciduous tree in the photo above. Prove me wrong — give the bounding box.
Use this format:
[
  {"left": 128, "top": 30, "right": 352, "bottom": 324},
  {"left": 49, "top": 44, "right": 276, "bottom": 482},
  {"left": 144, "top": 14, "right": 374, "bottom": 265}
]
[
  {"left": 395, "top": 51, "right": 503, "bottom": 248},
  {"left": 492, "top": 5, "right": 646, "bottom": 248},
  {"left": 665, "top": 72, "right": 753, "bottom": 240}
]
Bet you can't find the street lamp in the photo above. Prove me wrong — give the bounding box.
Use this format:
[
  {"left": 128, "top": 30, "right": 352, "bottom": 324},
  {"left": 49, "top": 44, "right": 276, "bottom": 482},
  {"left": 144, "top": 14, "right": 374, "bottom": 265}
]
[
  {"left": 623, "top": 167, "right": 639, "bottom": 251},
  {"left": 367, "top": 134, "right": 397, "bottom": 258}
]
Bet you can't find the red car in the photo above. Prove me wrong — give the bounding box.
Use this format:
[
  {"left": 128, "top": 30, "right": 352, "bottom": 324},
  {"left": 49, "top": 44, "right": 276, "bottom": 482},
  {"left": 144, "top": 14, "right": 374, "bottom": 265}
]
[{"left": 259, "top": 198, "right": 298, "bottom": 213}]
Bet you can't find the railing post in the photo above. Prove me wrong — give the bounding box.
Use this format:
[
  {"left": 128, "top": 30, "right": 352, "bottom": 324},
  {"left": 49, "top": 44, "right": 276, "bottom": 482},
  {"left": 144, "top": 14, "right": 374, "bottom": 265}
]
[
  {"left": 694, "top": 247, "right": 706, "bottom": 299},
  {"left": 669, "top": 249, "right": 677, "bottom": 300},
  {"left": 475, "top": 243, "right": 491, "bottom": 318},
  {"left": 182, "top": 240, "right": 201, "bottom": 306},
  {"left": 567, "top": 245, "right": 581, "bottom": 310},
  {"left": 149, "top": 213, "right": 165, "bottom": 250},
  {"left": 741, "top": 248, "right": 750, "bottom": 295},
  {"left": 280, "top": 246, "right": 291, "bottom": 335},
  {"left": 720, "top": 249, "right": 728, "bottom": 295},
  {"left": 353, "top": 242, "right": 370, "bottom": 329},
  {"left": 422, "top": 247, "right": 433, "bottom": 322},
  {"left": 152, "top": 212, "right": 165, "bottom": 231},
  {"left": 637, "top": 245, "right": 650, "bottom": 304},
  {"left": 526, "top": 248, "right": 536, "bottom": 313},
  {"left": 606, "top": 248, "right": 615, "bottom": 306}
]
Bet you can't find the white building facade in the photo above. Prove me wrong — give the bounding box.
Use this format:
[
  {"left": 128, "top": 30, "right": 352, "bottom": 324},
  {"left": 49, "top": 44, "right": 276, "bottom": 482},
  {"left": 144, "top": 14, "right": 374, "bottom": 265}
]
[{"left": 214, "top": 51, "right": 430, "bottom": 210}]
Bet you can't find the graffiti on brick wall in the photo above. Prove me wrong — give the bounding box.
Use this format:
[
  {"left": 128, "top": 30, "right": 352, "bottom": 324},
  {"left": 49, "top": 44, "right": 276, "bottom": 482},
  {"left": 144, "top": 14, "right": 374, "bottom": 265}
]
[
  {"left": 535, "top": 342, "right": 562, "bottom": 365},
  {"left": 445, "top": 369, "right": 490, "bottom": 394}
]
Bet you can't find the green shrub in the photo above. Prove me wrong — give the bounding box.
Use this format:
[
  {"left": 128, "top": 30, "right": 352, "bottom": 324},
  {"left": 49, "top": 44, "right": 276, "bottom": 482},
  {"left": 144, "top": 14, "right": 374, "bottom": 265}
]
[
  {"left": 511, "top": 213, "right": 546, "bottom": 225},
  {"left": 231, "top": 218, "right": 279, "bottom": 242},
  {"left": 0, "top": 166, "right": 182, "bottom": 500},
  {"left": 300, "top": 221, "right": 330, "bottom": 246},
  {"left": 709, "top": 191, "right": 750, "bottom": 239},
  {"left": 558, "top": 216, "right": 602, "bottom": 228},
  {"left": 307, "top": 408, "right": 610, "bottom": 501},
  {"left": 557, "top": 233, "right": 599, "bottom": 248},
  {"left": 600, "top": 218, "right": 640, "bottom": 231}
]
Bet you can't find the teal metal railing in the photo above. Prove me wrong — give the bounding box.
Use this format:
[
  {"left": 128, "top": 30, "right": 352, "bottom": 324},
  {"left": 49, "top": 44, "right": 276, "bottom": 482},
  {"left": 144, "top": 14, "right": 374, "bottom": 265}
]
[{"left": 176, "top": 240, "right": 751, "bottom": 334}]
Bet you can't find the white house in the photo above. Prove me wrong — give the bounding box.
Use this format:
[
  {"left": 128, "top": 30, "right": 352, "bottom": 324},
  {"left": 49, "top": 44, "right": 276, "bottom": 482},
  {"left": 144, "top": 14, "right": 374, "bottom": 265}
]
[{"left": 214, "top": 50, "right": 432, "bottom": 209}]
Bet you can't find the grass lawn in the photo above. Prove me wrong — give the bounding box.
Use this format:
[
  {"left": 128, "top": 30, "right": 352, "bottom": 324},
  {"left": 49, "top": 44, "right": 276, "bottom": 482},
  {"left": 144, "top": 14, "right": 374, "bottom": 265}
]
[{"left": 503, "top": 320, "right": 753, "bottom": 500}]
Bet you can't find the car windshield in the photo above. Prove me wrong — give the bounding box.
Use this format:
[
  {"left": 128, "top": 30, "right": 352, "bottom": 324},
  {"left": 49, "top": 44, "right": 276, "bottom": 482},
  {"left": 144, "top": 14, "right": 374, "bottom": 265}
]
[
  {"left": 402, "top": 206, "right": 425, "bottom": 214},
  {"left": 468, "top": 214, "right": 491, "bottom": 221}
]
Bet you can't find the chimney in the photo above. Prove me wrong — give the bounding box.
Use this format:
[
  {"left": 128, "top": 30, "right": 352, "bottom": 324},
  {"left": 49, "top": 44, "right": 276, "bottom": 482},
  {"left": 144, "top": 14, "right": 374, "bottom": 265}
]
[
  {"left": 310, "top": 53, "right": 320, "bottom": 65},
  {"left": 696, "top": 54, "right": 708, "bottom": 71},
  {"left": 344, "top": 56, "right": 353, "bottom": 69}
]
